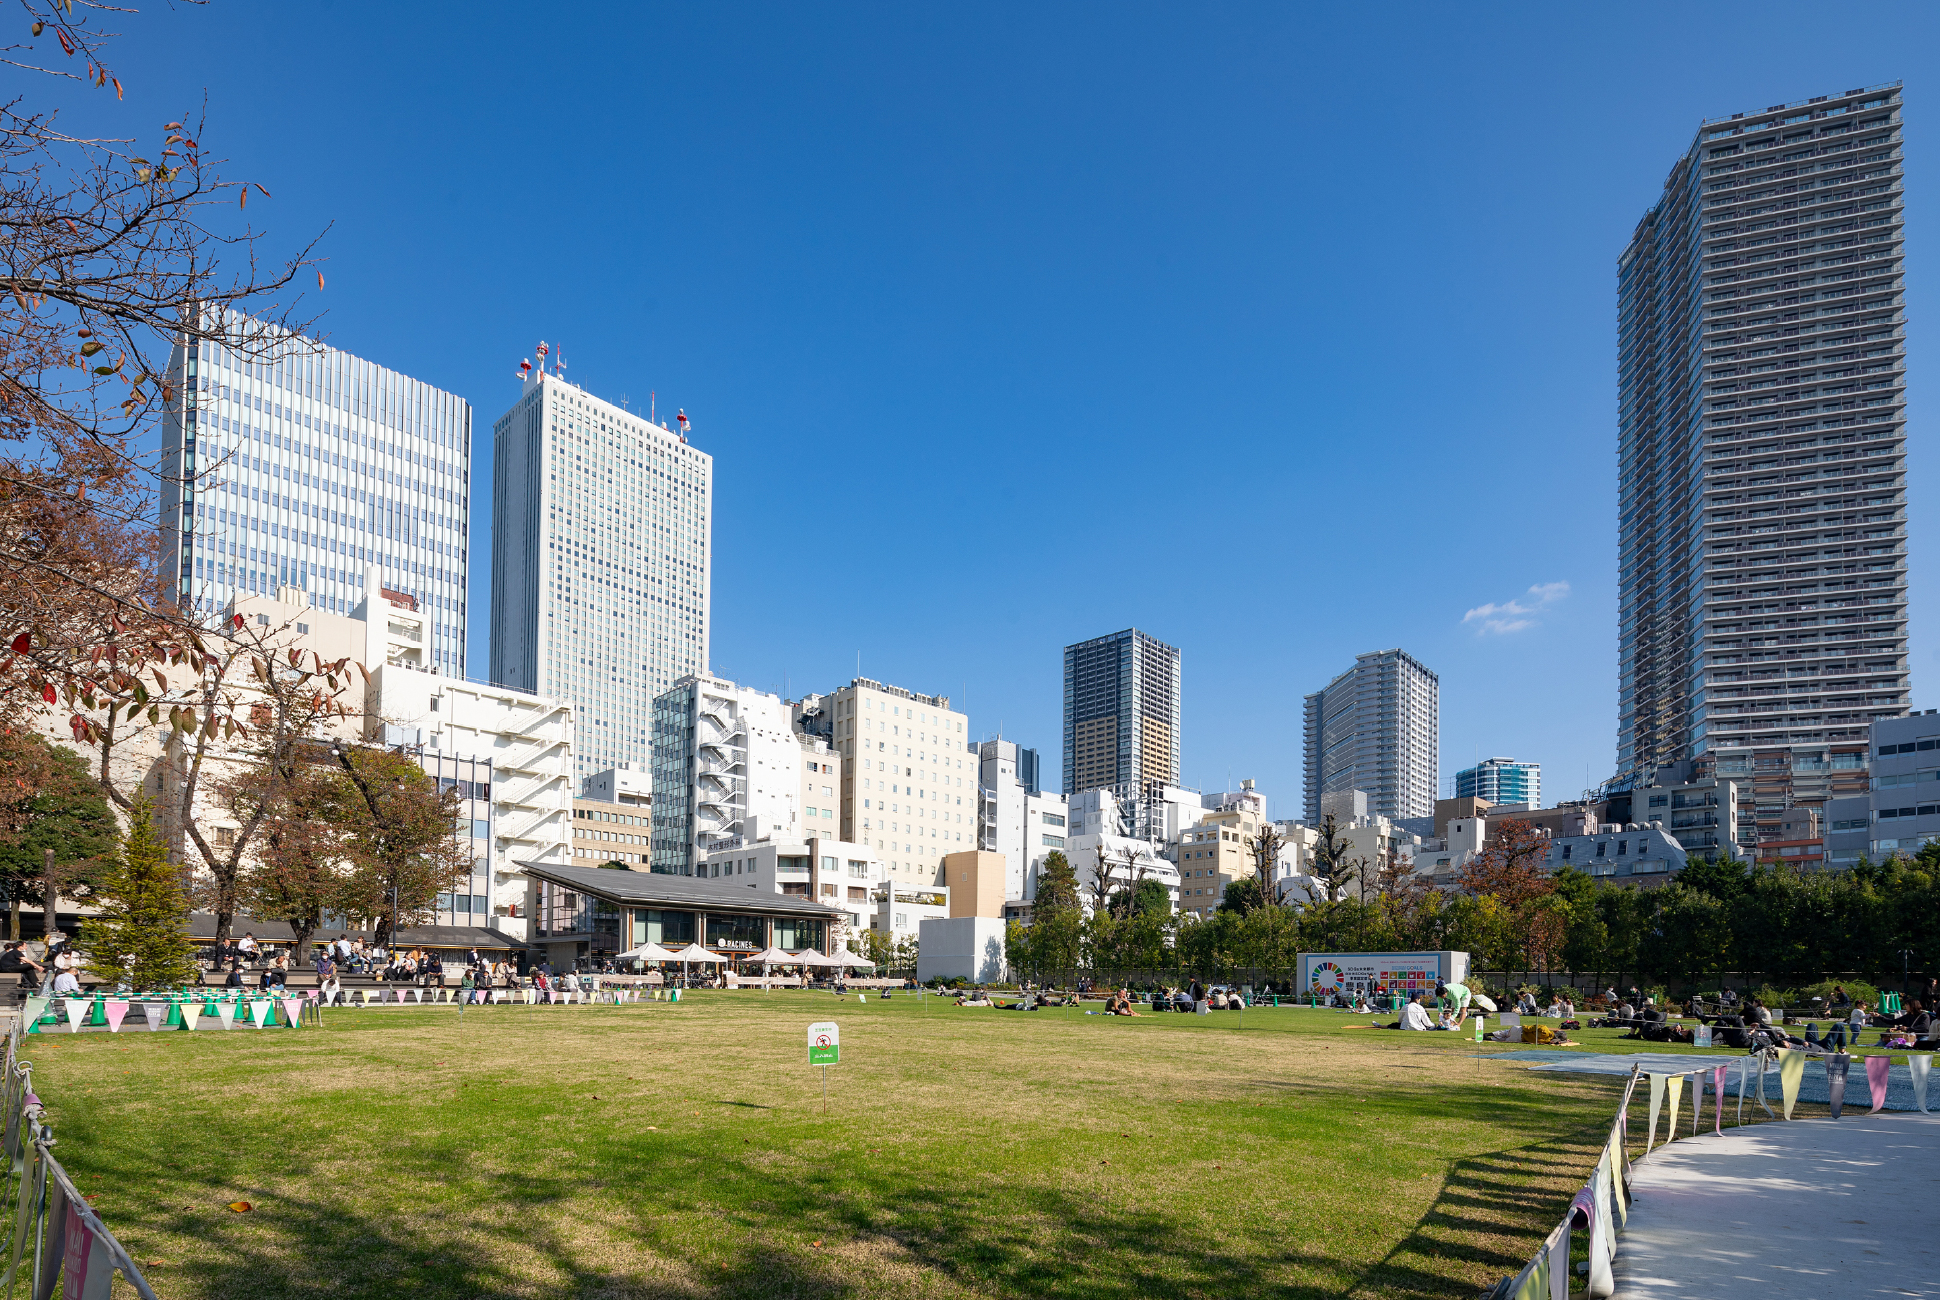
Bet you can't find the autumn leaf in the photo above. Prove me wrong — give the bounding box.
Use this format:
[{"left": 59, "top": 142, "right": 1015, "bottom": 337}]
[
  {"left": 9, "top": 633, "right": 27, "bottom": 655},
  {"left": 226, "top": 1201, "right": 251, "bottom": 1213}
]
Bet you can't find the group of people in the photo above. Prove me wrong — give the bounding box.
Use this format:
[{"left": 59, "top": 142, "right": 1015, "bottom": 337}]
[
  {"left": 1368, "top": 981, "right": 1475, "bottom": 1031},
  {"left": 0, "top": 935, "right": 83, "bottom": 996}
]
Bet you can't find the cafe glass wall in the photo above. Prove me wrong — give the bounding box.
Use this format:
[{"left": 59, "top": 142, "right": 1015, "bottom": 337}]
[
  {"left": 628, "top": 909, "right": 696, "bottom": 946},
  {"left": 771, "top": 917, "right": 826, "bottom": 951}
]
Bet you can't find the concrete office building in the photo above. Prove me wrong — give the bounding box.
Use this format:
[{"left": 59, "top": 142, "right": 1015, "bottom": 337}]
[
  {"left": 1455, "top": 758, "right": 1541, "bottom": 808},
  {"left": 1062, "top": 629, "right": 1182, "bottom": 797},
  {"left": 231, "top": 573, "right": 573, "bottom": 939},
  {"left": 650, "top": 674, "right": 842, "bottom": 876},
  {"left": 1303, "top": 649, "right": 1439, "bottom": 824},
  {"left": 1615, "top": 85, "right": 1909, "bottom": 846},
  {"left": 489, "top": 362, "right": 711, "bottom": 784},
  {"left": 974, "top": 740, "right": 1069, "bottom": 905},
  {"left": 1825, "top": 711, "right": 1940, "bottom": 866},
  {"left": 820, "top": 678, "right": 974, "bottom": 886},
  {"left": 163, "top": 321, "right": 472, "bottom": 675}
]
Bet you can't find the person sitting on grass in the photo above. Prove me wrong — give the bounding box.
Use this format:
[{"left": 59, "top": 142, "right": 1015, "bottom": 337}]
[
  {"left": 1107, "top": 988, "right": 1138, "bottom": 1016},
  {"left": 1372, "top": 993, "right": 1436, "bottom": 1030}
]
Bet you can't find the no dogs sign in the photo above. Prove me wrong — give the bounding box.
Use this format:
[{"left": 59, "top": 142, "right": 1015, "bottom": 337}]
[{"left": 808, "top": 1021, "right": 840, "bottom": 1065}]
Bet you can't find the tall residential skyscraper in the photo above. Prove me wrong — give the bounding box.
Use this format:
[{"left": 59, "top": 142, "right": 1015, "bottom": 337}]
[
  {"left": 1061, "top": 628, "right": 1182, "bottom": 797},
  {"left": 489, "top": 366, "right": 712, "bottom": 784},
  {"left": 1454, "top": 757, "right": 1541, "bottom": 808},
  {"left": 162, "top": 324, "right": 472, "bottom": 673},
  {"left": 1302, "top": 649, "right": 1438, "bottom": 824},
  {"left": 1616, "top": 85, "right": 1907, "bottom": 845}
]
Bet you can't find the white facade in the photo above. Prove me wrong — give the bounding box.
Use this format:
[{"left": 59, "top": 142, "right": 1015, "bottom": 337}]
[
  {"left": 699, "top": 836, "right": 886, "bottom": 940},
  {"left": 917, "top": 916, "right": 1008, "bottom": 984},
  {"left": 586, "top": 767, "right": 652, "bottom": 808},
  {"left": 823, "top": 677, "right": 975, "bottom": 886},
  {"left": 234, "top": 570, "right": 573, "bottom": 939},
  {"left": 653, "top": 674, "right": 825, "bottom": 875},
  {"left": 975, "top": 740, "right": 1070, "bottom": 904},
  {"left": 488, "top": 367, "right": 712, "bottom": 784},
  {"left": 1303, "top": 648, "right": 1440, "bottom": 824},
  {"left": 165, "top": 323, "right": 471, "bottom": 675}
]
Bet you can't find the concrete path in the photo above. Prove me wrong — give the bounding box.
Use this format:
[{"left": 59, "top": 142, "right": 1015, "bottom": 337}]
[{"left": 1612, "top": 1112, "right": 1940, "bottom": 1299}]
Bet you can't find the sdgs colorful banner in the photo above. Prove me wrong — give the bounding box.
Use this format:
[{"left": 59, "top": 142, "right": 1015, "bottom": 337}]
[{"left": 1297, "top": 951, "right": 1469, "bottom": 1000}]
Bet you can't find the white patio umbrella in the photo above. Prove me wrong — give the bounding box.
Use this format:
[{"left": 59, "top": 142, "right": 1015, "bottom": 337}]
[
  {"left": 834, "top": 953, "right": 876, "bottom": 969},
  {"left": 616, "top": 942, "right": 683, "bottom": 963},
  {"left": 792, "top": 949, "right": 844, "bottom": 968},
  {"left": 666, "top": 941, "right": 725, "bottom": 987},
  {"left": 745, "top": 946, "right": 796, "bottom": 965}
]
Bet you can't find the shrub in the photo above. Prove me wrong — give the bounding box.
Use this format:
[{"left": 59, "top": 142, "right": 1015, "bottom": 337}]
[{"left": 1797, "top": 978, "right": 1880, "bottom": 1009}]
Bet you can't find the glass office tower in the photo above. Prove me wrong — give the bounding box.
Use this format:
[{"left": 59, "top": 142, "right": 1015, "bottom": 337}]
[
  {"left": 162, "top": 323, "right": 472, "bottom": 674},
  {"left": 1616, "top": 84, "right": 1908, "bottom": 847}
]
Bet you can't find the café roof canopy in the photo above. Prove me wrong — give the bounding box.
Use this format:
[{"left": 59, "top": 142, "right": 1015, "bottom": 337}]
[{"left": 520, "top": 862, "right": 846, "bottom": 922}]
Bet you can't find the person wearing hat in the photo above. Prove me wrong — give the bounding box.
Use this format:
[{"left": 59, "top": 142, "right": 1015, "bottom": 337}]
[{"left": 1436, "top": 980, "right": 1473, "bottom": 1029}]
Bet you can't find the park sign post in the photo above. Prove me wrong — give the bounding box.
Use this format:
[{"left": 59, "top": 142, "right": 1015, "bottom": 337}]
[{"left": 808, "top": 1021, "right": 839, "bottom": 1113}]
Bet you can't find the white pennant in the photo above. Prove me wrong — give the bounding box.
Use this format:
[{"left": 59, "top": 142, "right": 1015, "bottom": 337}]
[
  {"left": 178, "top": 1003, "right": 202, "bottom": 1031},
  {"left": 248, "top": 999, "right": 272, "bottom": 1028},
  {"left": 145, "top": 1003, "right": 171, "bottom": 1032},
  {"left": 62, "top": 999, "right": 86, "bottom": 1033},
  {"left": 215, "top": 1001, "right": 237, "bottom": 1030}
]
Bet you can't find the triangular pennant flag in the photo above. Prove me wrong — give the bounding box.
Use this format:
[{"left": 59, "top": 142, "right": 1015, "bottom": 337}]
[
  {"left": 281, "top": 997, "right": 304, "bottom": 1028},
  {"left": 21, "top": 995, "right": 48, "bottom": 1034},
  {"left": 178, "top": 1003, "right": 201, "bottom": 1031},
  {"left": 145, "top": 1003, "right": 170, "bottom": 1032},
  {"left": 62, "top": 999, "right": 86, "bottom": 1033},
  {"left": 1908, "top": 1055, "right": 1932, "bottom": 1113},
  {"left": 1713, "top": 1066, "right": 1727, "bottom": 1135},
  {"left": 1665, "top": 1074, "right": 1685, "bottom": 1142},
  {"left": 248, "top": 999, "right": 272, "bottom": 1028},
  {"left": 215, "top": 1000, "right": 237, "bottom": 1030},
  {"left": 1865, "top": 1053, "right": 1890, "bottom": 1112},
  {"left": 1777, "top": 1048, "right": 1805, "bottom": 1120},
  {"left": 102, "top": 1000, "right": 128, "bottom": 1033},
  {"left": 1646, "top": 1074, "right": 1666, "bottom": 1153},
  {"left": 1826, "top": 1053, "right": 1850, "bottom": 1118}
]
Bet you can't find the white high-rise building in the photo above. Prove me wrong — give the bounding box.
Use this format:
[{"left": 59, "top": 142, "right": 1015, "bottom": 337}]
[
  {"left": 650, "top": 673, "right": 836, "bottom": 876},
  {"left": 162, "top": 325, "right": 472, "bottom": 674},
  {"left": 488, "top": 365, "right": 712, "bottom": 784},
  {"left": 1302, "top": 648, "right": 1439, "bottom": 824}
]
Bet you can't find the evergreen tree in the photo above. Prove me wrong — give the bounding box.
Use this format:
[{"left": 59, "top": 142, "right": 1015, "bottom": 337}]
[{"left": 81, "top": 801, "right": 199, "bottom": 991}]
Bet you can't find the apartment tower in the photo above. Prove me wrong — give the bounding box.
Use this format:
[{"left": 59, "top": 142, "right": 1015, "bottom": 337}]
[
  {"left": 1616, "top": 84, "right": 1908, "bottom": 847},
  {"left": 1061, "top": 628, "right": 1183, "bottom": 797},
  {"left": 1302, "top": 649, "right": 1439, "bottom": 825},
  {"left": 489, "top": 363, "right": 712, "bottom": 784},
  {"left": 1454, "top": 757, "right": 1542, "bottom": 808}
]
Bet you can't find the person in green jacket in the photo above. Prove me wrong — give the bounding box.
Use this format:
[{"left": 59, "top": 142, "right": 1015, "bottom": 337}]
[{"left": 1436, "top": 980, "right": 1472, "bottom": 1027}]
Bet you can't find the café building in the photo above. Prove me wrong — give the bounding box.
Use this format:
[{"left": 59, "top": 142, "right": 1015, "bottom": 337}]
[{"left": 521, "top": 862, "right": 845, "bottom": 972}]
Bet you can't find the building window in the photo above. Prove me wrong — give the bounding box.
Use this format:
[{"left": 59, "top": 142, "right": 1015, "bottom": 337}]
[{"left": 1041, "top": 834, "right": 1065, "bottom": 848}]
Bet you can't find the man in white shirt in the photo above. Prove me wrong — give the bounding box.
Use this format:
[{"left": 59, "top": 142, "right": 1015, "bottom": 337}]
[{"left": 1402, "top": 996, "right": 1436, "bottom": 1030}]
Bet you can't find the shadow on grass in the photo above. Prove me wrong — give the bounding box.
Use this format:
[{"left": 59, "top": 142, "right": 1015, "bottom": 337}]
[{"left": 62, "top": 1069, "right": 1612, "bottom": 1300}]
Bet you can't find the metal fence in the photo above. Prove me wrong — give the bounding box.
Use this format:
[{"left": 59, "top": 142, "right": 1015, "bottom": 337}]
[{"left": 0, "top": 1016, "right": 158, "bottom": 1299}]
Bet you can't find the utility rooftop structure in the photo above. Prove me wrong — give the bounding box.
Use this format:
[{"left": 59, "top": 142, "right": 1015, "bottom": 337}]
[{"left": 1614, "top": 84, "right": 1908, "bottom": 844}]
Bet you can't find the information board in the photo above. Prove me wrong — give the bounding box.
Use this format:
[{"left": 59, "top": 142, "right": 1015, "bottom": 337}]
[{"left": 807, "top": 1021, "right": 840, "bottom": 1065}]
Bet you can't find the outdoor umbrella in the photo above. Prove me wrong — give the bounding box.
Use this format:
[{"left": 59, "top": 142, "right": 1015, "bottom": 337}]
[
  {"left": 665, "top": 941, "right": 725, "bottom": 987},
  {"left": 616, "top": 942, "right": 683, "bottom": 963},
  {"left": 835, "top": 954, "right": 876, "bottom": 969},
  {"left": 744, "top": 946, "right": 797, "bottom": 986}
]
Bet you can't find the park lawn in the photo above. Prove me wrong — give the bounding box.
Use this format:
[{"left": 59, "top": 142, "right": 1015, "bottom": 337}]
[{"left": 30, "top": 996, "right": 1648, "bottom": 1300}]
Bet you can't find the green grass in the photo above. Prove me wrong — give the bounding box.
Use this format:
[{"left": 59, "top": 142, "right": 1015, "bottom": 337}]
[{"left": 31, "top": 996, "right": 1700, "bottom": 1300}]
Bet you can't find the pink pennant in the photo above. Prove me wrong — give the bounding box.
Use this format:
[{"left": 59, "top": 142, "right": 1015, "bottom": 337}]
[
  {"left": 1866, "top": 1054, "right": 1891, "bottom": 1112},
  {"left": 102, "top": 1000, "right": 128, "bottom": 1033}
]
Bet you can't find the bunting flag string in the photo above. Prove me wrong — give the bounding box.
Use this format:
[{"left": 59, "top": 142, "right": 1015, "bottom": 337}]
[
  {"left": 144, "top": 1003, "right": 169, "bottom": 1033},
  {"left": 214, "top": 1001, "right": 237, "bottom": 1031},
  {"left": 280, "top": 997, "right": 305, "bottom": 1029},
  {"left": 1908, "top": 1055, "right": 1932, "bottom": 1114},
  {"left": 1864, "top": 1054, "right": 1890, "bottom": 1113},
  {"left": 178, "top": 1003, "right": 201, "bottom": 1031},
  {"left": 102, "top": 1001, "right": 128, "bottom": 1034},
  {"left": 1776, "top": 1047, "right": 1805, "bottom": 1120},
  {"left": 19, "top": 997, "right": 47, "bottom": 1035},
  {"left": 1645, "top": 1074, "right": 1666, "bottom": 1154},
  {"left": 1665, "top": 1075, "right": 1685, "bottom": 1143},
  {"left": 247, "top": 1000, "right": 272, "bottom": 1029},
  {"left": 1825, "top": 1053, "right": 1850, "bottom": 1118},
  {"left": 61, "top": 1001, "right": 86, "bottom": 1034}
]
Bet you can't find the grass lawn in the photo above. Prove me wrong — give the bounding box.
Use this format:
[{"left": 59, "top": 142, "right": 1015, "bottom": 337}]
[{"left": 31, "top": 995, "right": 1725, "bottom": 1300}]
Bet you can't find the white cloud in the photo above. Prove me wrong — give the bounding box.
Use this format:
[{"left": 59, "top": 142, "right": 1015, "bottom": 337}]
[{"left": 1463, "top": 581, "right": 1570, "bottom": 635}]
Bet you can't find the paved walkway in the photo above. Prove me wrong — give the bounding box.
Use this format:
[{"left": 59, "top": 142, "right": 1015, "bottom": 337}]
[{"left": 1613, "top": 1112, "right": 1940, "bottom": 1299}]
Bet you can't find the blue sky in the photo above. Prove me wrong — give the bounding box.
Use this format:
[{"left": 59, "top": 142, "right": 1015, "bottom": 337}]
[{"left": 71, "top": 3, "right": 1938, "bottom": 817}]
